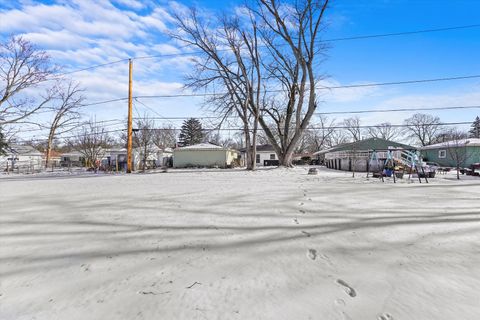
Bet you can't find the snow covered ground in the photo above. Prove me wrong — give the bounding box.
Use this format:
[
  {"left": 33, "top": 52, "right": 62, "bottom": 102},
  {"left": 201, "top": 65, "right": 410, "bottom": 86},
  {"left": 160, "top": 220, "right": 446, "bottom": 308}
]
[{"left": 1, "top": 167, "right": 480, "bottom": 320}]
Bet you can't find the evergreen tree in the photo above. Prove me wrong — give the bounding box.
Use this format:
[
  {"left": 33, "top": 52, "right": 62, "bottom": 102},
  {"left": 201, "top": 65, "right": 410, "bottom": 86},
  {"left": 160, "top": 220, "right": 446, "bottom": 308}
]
[
  {"left": 0, "top": 126, "right": 8, "bottom": 155},
  {"left": 469, "top": 116, "right": 480, "bottom": 138},
  {"left": 178, "top": 118, "right": 204, "bottom": 147}
]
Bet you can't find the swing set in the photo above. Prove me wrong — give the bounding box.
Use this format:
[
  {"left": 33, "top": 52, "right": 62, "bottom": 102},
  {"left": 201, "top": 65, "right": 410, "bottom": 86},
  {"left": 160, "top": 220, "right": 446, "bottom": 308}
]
[{"left": 366, "top": 149, "right": 429, "bottom": 183}]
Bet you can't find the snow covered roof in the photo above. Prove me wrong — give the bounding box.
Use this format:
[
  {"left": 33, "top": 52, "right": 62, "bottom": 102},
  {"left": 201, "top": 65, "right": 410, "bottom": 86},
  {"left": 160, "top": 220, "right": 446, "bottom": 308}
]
[
  {"left": 420, "top": 138, "right": 480, "bottom": 150},
  {"left": 6, "top": 145, "right": 42, "bottom": 156},
  {"left": 176, "top": 143, "right": 229, "bottom": 151}
]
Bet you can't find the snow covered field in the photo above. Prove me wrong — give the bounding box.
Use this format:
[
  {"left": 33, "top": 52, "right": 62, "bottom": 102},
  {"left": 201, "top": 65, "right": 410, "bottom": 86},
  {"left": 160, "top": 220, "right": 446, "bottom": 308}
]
[{"left": 1, "top": 167, "right": 480, "bottom": 320}]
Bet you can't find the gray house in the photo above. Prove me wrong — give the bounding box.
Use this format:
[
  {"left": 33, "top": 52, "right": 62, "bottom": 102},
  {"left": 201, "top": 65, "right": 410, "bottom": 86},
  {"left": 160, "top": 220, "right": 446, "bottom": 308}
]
[{"left": 420, "top": 138, "right": 480, "bottom": 167}]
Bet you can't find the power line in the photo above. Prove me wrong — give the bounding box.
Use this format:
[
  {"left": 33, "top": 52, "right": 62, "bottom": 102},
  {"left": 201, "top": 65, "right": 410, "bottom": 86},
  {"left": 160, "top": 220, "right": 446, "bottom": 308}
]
[
  {"left": 16, "top": 128, "right": 126, "bottom": 143},
  {"left": 322, "top": 24, "right": 480, "bottom": 42},
  {"left": 316, "top": 105, "right": 480, "bottom": 116},
  {"left": 56, "top": 58, "right": 130, "bottom": 77},
  {"left": 119, "top": 121, "right": 472, "bottom": 132},
  {"left": 69, "top": 73, "right": 479, "bottom": 104},
  {"left": 13, "top": 103, "right": 480, "bottom": 136},
  {"left": 13, "top": 120, "right": 472, "bottom": 143},
  {"left": 132, "top": 24, "right": 480, "bottom": 61}
]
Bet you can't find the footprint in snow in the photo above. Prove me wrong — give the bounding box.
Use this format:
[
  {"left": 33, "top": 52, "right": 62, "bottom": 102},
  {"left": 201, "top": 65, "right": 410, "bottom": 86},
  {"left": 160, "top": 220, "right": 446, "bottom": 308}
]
[
  {"left": 336, "top": 279, "right": 356, "bottom": 297},
  {"left": 307, "top": 249, "right": 317, "bottom": 260},
  {"left": 293, "top": 218, "right": 299, "bottom": 224},
  {"left": 377, "top": 313, "right": 394, "bottom": 320},
  {"left": 299, "top": 209, "right": 306, "bottom": 214},
  {"left": 334, "top": 298, "right": 345, "bottom": 307}
]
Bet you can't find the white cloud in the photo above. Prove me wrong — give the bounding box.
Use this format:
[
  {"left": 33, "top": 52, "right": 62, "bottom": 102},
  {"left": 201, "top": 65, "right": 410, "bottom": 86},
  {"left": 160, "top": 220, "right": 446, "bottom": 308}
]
[
  {"left": 319, "top": 79, "right": 380, "bottom": 103},
  {"left": 112, "top": 0, "right": 145, "bottom": 10}
]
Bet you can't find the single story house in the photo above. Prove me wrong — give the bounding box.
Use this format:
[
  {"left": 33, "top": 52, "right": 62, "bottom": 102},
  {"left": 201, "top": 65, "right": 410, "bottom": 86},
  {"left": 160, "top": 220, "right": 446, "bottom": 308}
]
[
  {"left": 1, "top": 144, "right": 43, "bottom": 173},
  {"left": 316, "top": 138, "right": 416, "bottom": 172},
  {"left": 60, "top": 151, "right": 86, "bottom": 167},
  {"left": 420, "top": 138, "right": 480, "bottom": 168},
  {"left": 239, "top": 144, "right": 279, "bottom": 166},
  {"left": 103, "top": 146, "right": 173, "bottom": 171},
  {"left": 173, "top": 143, "right": 238, "bottom": 168}
]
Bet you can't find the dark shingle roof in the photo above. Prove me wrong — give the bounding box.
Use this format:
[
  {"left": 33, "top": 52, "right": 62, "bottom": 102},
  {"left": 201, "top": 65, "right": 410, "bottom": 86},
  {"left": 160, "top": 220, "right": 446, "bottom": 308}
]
[
  {"left": 239, "top": 144, "right": 275, "bottom": 152},
  {"left": 321, "top": 138, "right": 415, "bottom": 154}
]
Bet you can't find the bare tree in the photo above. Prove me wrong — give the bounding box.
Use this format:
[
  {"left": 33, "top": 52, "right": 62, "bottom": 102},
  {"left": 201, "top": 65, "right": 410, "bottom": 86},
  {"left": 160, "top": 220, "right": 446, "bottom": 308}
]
[
  {"left": 172, "top": 0, "right": 330, "bottom": 167},
  {"left": 68, "top": 121, "right": 113, "bottom": 170},
  {"left": 45, "top": 81, "right": 84, "bottom": 168},
  {"left": 0, "top": 36, "right": 55, "bottom": 125},
  {"left": 133, "top": 116, "right": 155, "bottom": 172},
  {"left": 343, "top": 116, "right": 362, "bottom": 142},
  {"left": 172, "top": 8, "right": 262, "bottom": 170},
  {"left": 403, "top": 113, "right": 442, "bottom": 146},
  {"left": 152, "top": 124, "right": 177, "bottom": 149},
  {"left": 302, "top": 115, "right": 336, "bottom": 152},
  {"left": 445, "top": 129, "right": 471, "bottom": 180},
  {"left": 434, "top": 127, "right": 468, "bottom": 144},
  {"left": 367, "top": 122, "right": 401, "bottom": 141},
  {"left": 328, "top": 128, "right": 348, "bottom": 147}
]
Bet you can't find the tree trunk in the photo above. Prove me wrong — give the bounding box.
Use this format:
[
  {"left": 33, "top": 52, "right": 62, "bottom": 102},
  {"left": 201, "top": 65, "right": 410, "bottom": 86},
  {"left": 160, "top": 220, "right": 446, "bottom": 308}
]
[
  {"left": 278, "top": 151, "right": 294, "bottom": 167},
  {"left": 45, "top": 129, "right": 54, "bottom": 169}
]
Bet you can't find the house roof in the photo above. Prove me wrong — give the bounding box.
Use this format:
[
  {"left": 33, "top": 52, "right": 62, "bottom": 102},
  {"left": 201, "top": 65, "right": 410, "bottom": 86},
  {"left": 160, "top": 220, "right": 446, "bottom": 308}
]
[
  {"left": 44, "top": 150, "right": 62, "bottom": 158},
  {"left": 420, "top": 138, "right": 480, "bottom": 150},
  {"left": 239, "top": 144, "right": 275, "bottom": 153},
  {"left": 175, "top": 143, "right": 233, "bottom": 152},
  {"left": 315, "top": 138, "right": 415, "bottom": 155},
  {"left": 6, "top": 144, "right": 42, "bottom": 156}
]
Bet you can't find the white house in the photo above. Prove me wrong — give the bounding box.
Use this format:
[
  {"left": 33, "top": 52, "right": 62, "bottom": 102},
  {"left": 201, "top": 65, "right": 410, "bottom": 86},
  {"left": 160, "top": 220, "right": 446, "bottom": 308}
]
[
  {"left": 101, "top": 146, "right": 173, "bottom": 171},
  {"left": 240, "top": 144, "right": 279, "bottom": 166},
  {"left": 1, "top": 145, "right": 43, "bottom": 173}
]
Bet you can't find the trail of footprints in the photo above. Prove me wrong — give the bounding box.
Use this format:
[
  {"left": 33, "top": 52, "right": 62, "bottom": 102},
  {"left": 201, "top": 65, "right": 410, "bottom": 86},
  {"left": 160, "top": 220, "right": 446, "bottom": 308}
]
[{"left": 299, "top": 183, "right": 393, "bottom": 320}]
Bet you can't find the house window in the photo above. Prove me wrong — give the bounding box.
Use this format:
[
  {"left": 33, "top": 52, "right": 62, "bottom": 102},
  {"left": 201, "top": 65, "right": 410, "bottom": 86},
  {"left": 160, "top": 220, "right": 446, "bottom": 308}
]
[
  {"left": 270, "top": 154, "right": 276, "bottom": 160},
  {"left": 438, "top": 150, "right": 447, "bottom": 159},
  {"left": 256, "top": 154, "right": 260, "bottom": 164}
]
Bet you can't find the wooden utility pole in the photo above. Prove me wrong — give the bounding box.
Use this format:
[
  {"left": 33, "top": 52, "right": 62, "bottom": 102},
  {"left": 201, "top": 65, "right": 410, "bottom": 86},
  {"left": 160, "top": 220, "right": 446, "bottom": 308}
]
[{"left": 127, "top": 59, "right": 133, "bottom": 173}]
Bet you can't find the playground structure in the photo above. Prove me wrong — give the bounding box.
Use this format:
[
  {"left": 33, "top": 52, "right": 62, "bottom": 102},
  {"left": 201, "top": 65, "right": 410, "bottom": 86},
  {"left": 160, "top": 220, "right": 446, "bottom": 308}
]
[{"left": 367, "top": 149, "right": 429, "bottom": 183}]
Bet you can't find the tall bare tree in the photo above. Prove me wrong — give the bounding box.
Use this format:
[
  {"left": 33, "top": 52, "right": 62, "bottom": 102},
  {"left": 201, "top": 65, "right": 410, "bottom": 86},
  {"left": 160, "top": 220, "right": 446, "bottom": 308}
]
[
  {"left": 68, "top": 121, "right": 112, "bottom": 170},
  {"left": 172, "top": 8, "right": 262, "bottom": 169},
  {"left": 45, "top": 81, "right": 84, "bottom": 168},
  {"left": 172, "top": 0, "right": 330, "bottom": 167},
  {"left": 0, "top": 36, "right": 55, "bottom": 125},
  {"left": 343, "top": 116, "right": 362, "bottom": 142},
  {"left": 367, "top": 122, "right": 401, "bottom": 141},
  {"left": 403, "top": 113, "right": 442, "bottom": 146}
]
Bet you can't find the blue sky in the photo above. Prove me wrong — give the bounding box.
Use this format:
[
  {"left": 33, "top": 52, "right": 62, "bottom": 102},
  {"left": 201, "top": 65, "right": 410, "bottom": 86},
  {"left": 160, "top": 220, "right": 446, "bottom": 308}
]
[{"left": 1, "top": 0, "right": 479, "bottom": 141}]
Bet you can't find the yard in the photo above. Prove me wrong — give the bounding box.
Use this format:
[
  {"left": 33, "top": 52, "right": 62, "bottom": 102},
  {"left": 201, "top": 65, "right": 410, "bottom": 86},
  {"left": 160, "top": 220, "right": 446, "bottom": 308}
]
[{"left": 1, "top": 167, "right": 480, "bottom": 320}]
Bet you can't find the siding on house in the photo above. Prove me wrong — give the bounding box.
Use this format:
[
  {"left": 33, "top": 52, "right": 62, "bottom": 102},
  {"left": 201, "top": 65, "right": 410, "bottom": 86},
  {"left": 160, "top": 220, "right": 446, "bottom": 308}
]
[
  {"left": 173, "top": 143, "right": 238, "bottom": 168},
  {"left": 0, "top": 145, "right": 43, "bottom": 172},
  {"left": 240, "top": 144, "right": 277, "bottom": 166},
  {"left": 420, "top": 140, "right": 480, "bottom": 167}
]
